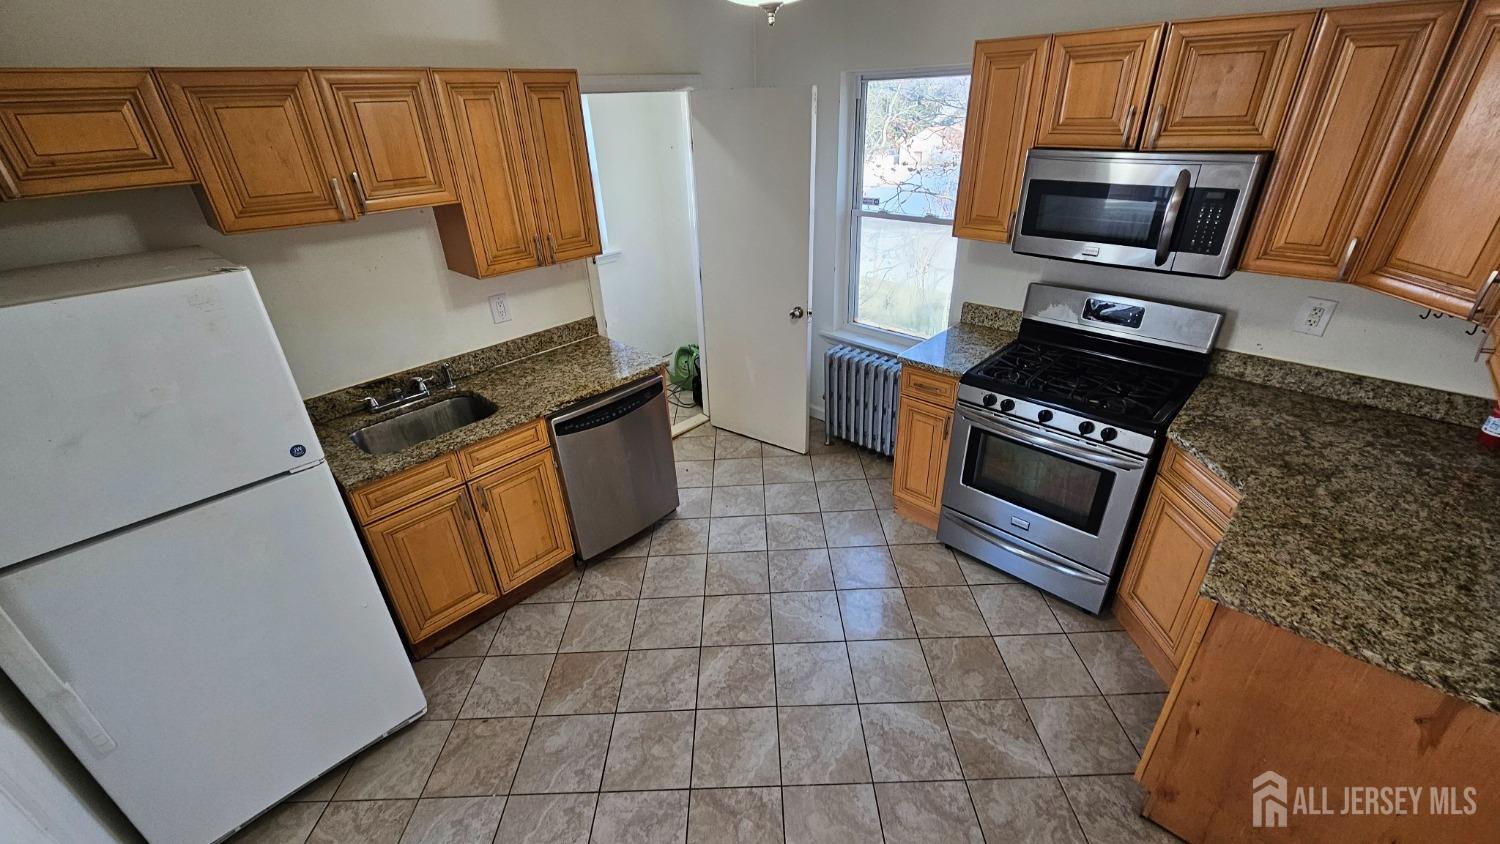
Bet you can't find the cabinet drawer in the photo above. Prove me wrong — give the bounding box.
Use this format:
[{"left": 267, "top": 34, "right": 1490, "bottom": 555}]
[
  {"left": 459, "top": 418, "right": 550, "bottom": 478},
  {"left": 900, "top": 367, "right": 959, "bottom": 406},
  {"left": 1159, "top": 442, "right": 1239, "bottom": 524},
  {"left": 349, "top": 453, "right": 465, "bottom": 524}
]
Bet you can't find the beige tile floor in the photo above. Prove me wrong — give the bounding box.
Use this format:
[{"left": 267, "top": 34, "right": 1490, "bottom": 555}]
[{"left": 234, "top": 419, "right": 1179, "bottom": 844}]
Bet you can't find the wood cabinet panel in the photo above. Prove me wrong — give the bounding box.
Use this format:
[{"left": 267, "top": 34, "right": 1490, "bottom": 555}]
[
  {"left": 512, "top": 70, "right": 602, "bottom": 263},
  {"left": 313, "top": 69, "right": 457, "bottom": 213},
  {"left": 1143, "top": 11, "right": 1316, "bottom": 150},
  {"left": 900, "top": 367, "right": 959, "bottom": 406},
  {"left": 348, "top": 453, "right": 465, "bottom": 525},
  {"left": 364, "top": 485, "right": 499, "bottom": 644},
  {"left": 1353, "top": 0, "right": 1500, "bottom": 317},
  {"left": 0, "top": 69, "right": 195, "bottom": 199},
  {"left": 470, "top": 448, "right": 574, "bottom": 592},
  {"left": 458, "top": 418, "right": 550, "bottom": 478},
  {"left": 952, "top": 35, "right": 1050, "bottom": 243},
  {"left": 1241, "top": 1, "right": 1462, "bottom": 280},
  {"left": 431, "top": 70, "right": 543, "bottom": 277},
  {"left": 1037, "top": 24, "right": 1164, "bottom": 148},
  {"left": 158, "top": 69, "right": 352, "bottom": 232},
  {"left": 892, "top": 388, "right": 955, "bottom": 530}
]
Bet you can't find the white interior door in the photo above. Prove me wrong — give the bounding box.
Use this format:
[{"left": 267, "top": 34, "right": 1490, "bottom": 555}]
[{"left": 689, "top": 86, "right": 815, "bottom": 453}]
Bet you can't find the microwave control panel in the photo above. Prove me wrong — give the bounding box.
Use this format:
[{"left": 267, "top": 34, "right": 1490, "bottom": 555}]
[{"left": 1174, "top": 188, "right": 1239, "bottom": 255}]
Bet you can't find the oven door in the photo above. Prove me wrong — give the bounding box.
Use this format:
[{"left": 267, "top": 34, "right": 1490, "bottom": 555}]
[
  {"left": 941, "top": 405, "right": 1148, "bottom": 575},
  {"left": 1012, "top": 153, "right": 1197, "bottom": 273}
]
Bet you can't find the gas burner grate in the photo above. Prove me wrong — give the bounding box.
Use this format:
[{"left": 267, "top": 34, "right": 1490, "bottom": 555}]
[{"left": 969, "top": 341, "right": 1185, "bottom": 423}]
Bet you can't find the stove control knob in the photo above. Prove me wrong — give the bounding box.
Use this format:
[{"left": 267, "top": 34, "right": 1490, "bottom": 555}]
[
  {"left": 999, "top": 399, "right": 1015, "bottom": 413},
  {"left": 1037, "top": 409, "right": 1054, "bottom": 423},
  {"left": 1078, "top": 421, "right": 1095, "bottom": 435},
  {"left": 982, "top": 394, "right": 997, "bottom": 408},
  {"left": 1100, "top": 427, "right": 1118, "bottom": 442}
]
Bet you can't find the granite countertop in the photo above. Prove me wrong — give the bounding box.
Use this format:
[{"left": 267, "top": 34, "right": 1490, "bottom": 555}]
[
  {"left": 1170, "top": 376, "right": 1500, "bottom": 713},
  {"left": 896, "top": 303, "right": 1021, "bottom": 377},
  {"left": 315, "top": 336, "right": 662, "bottom": 489}
]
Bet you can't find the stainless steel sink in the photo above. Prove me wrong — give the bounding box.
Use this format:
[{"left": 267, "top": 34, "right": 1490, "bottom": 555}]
[{"left": 350, "top": 394, "right": 498, "bottom": 455}]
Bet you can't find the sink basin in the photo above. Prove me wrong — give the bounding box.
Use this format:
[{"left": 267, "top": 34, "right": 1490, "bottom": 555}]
[{"left": 350, "top": 394, "right": 498, "bottom": 455}]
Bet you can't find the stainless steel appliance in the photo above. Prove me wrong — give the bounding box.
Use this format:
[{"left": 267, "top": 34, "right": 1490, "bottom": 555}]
[
  {"left": 551, "top": 375, "right": 679, "bottom": 559},
  {"left": 938, "top": 284, "right": 1222, "bottom": 612},
  {"left": 1011, "top": 149, "right": 1268, "bottom": 278}
]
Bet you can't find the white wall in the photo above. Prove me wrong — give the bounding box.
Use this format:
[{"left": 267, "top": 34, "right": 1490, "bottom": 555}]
[
  {"left": 754, "top": 0, "right": 1496, "bottom": 401},
  {"left": 585, "top": 92, "right": 702, "bottom": 360},
  {"left": 0, "top": 0, "right": 757, "bottom": 397}
]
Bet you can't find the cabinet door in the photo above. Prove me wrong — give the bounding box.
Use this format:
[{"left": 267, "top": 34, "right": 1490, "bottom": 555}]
[
  {"left": 1036, "top": 24, "right": 1164, "bottom": 148},
  {"left": 953, "top": 36, "right": 1050, "bottom": 243},
  {"left": 1240, "top": 2, "right": 1462, "bottom": 280},
  {"left": 1353, "top": 0, "right": 1500, "bottom": 317},
  {"left": 313, "top": 69, "right": 457, "bottom": 214},
  {"left": 431, "top": 70, "right": 544, "bottom": 277},
  {"left": 364, "top": 486, "right": 500, "bottom": 645},
  {"left": 157, "top": 69, "right": 352, "bottom": 233},
  {"left": 1117, "top": 477, "right": 1224, "bottom": 675},
  {"left": 469, "top": 449, "right": 574, "bottom": 592},
  {"left": 0, "top": 69, "right": 194, "bottom": 199},
  {"left": 512, "top": 70, "right": 602, "bottom": 263},
  {"left": 1142, "top": 12, "right": 1316, "bottom": 151},
  {"left": 892, "top": 395, "right": 953, "bottom": 527}
]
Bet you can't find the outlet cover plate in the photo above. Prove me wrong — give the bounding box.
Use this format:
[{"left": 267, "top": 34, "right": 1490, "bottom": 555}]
[
  {"left": 1294, "top": 297, "right": 1337, "bottom": 337},
  {"left": 489, "top": 293, "right": 512, "bottom": 324}
]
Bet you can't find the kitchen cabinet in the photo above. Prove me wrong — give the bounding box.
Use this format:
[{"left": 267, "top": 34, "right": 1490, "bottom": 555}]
[
  {"left": 952, "top": 35, "right": 1050, "bottom": 243},
  {"left": 157, "top": 69, "right": 353, "bottom": 233},
  {"left": 313, "top": 69, "right": 458, "bottom": 214},
  {"left": 432, "top": 69, "right": 600, "bottom": 278},
  {"left": 1241, "top": 1, "right": 1462, "bottom": 280},
  {"left": 1116, "top": 442, "right": 1239, "bottom": 681},
  {"left": 363, "top": 485, "right": 500, "bottom": 644},
  {"left": 469, "top": 448, "right": 574, "bottom": 592},
  {"left": 0, "top": 69, "right": 195, "bottom": 199},
  {"left": 1036, "top": 24, "right": 1164, "bottom": 148},
  {"left": 1141, "top": 11, "right": 1316, "bottom": 151},
  {"left": 1353, "top": 0, "right": 1500, "bottom": 318},
  {"left": 891, "top": 368, "right": 958, "bottom": 530}
]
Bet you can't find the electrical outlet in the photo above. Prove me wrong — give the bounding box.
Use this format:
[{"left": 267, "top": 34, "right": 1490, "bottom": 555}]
[
  {"left": 488, "top": 293, "right": 512, "bottom": 324},
  {"left": 1293, "top": 297, "right": 1337, "bottom": 337}
]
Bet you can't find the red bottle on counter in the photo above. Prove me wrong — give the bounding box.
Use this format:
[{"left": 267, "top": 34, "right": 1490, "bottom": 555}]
[{"left": 1482, "top": 403, "right": 1500, "bottom": 449}]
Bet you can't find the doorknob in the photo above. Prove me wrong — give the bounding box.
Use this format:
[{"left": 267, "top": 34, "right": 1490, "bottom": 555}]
[{"left": 789, "top": 306, "right": 805, "bottom": 319}]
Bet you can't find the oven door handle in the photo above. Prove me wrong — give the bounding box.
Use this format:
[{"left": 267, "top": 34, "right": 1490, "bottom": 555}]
[
  {"left": 946, "top": 511, "right": 1108, "bottom": 585},
  {"left": 957, "top": 407, "right": 1145, "bottom": 471},
  {"left": 1155, "top": 168, "right": 1191, "bottom": 267}
]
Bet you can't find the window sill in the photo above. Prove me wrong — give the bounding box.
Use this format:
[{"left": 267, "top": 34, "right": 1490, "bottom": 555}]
[{"left": 819, "top": 324, "right": 924, "bottom": 357}]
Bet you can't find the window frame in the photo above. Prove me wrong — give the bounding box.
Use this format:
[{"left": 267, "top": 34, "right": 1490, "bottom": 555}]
[{"left": 845, "top": 66, "right": 971, "bottom": 344}]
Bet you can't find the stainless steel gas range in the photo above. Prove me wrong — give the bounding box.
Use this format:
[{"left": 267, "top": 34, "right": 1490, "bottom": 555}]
[{"left": 937, "top": 284, "right": 1222, "bottom": 613}]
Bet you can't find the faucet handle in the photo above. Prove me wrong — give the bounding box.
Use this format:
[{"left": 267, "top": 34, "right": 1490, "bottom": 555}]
[
  {"left": 438, "top": 364, "right": 457, "bottom": 390},
  {"left": 409, "top": 375, "right": 432, "bottom": 394}
]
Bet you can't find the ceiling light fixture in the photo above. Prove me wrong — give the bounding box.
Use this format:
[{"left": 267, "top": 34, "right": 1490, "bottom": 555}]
[{"left": 725, "top": 0, "right": 800, "bottom": 26}]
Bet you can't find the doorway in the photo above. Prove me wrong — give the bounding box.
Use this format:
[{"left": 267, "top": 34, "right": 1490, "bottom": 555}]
[{"left": 583, "top": 90, "right": 708, "bottom": 435}]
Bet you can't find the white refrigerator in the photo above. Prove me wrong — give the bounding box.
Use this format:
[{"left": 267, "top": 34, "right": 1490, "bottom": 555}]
[{"left": 0, "top": 249, "right": 426, "bottom": 844}]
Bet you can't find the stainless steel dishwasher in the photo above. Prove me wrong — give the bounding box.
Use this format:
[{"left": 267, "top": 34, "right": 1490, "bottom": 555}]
[{"left": 550, "top": 375, "right": 679, "bottom": 559}]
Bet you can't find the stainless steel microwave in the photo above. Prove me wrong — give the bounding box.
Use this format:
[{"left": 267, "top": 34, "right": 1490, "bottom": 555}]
[{"left": 1011, "top": 149, "right": 1268, "bottom": 278}]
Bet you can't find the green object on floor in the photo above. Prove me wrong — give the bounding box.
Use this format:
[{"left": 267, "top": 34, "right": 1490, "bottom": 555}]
[{"left": 669, "top": 344, "right": 700, "bottom": 389}]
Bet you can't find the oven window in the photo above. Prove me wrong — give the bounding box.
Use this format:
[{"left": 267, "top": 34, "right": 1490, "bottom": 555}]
[
  {"left": 1022, "top": 180, "right": 1169, "bottom": 249},
  {"left": 964, "top": 430, "right": 1115, "bottom": 534}
]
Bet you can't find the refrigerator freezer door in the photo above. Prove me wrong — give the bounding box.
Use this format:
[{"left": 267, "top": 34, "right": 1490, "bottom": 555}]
[
  {"left": 0, "top": 265, "right": 322, "bottom": 569},
  {"left": 0, "top": 464, "right": 424, "bottom": 844}
]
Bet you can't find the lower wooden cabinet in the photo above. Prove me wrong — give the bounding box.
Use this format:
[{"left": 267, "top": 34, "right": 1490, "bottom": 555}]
[
  {"left": 891, "top": 368, "right": 958, "bottom": 531},
  {"left": 469, "top": 448, "right": 574, "bottom": 592},
  {"left": 363, "top": 485, "right": 499, "bottom": 644},
  {"left": 1116, "top": 442, "right": 1240, "bottom": 681}
]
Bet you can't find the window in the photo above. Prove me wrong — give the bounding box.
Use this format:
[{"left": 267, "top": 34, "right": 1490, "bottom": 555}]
[{"left": 849, "top": 71, "right": 970, "bottom": 339}]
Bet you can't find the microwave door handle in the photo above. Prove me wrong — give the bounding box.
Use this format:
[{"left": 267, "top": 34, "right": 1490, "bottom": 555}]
[
  {"left": 1155, "top": 168, "right": 1191, "bottom": 267},
  {"left": 0, "top": 604, "right": 116, "bottom": 756}
]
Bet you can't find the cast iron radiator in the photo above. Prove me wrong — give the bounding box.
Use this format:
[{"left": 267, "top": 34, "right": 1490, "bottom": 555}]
[{"left": 823, "top": 344, "right": 900, "bottom": 456}]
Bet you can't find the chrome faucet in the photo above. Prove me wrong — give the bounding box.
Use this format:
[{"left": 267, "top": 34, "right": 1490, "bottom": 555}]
[{"left": 361, "top": 364, "right": 458, "bottom": 413}]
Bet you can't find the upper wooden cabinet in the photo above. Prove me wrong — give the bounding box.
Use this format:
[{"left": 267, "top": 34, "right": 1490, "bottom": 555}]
[
  {"left": 1036, "top": 24, "right": 1164, "bottom": 148},
  {"left": 952, "top": 36, "right": 1050, "bottom": 243},
  {"left": 313, "top": 69, "right": 457, "bottom": 214},
  {"left": 157, "top": 69, "right": 353, "bottom": 233},
  {"left": 1142, "top": 11, "right": 1317, "bottom": 150},
  {"left": 0, "top": 69, "right": 195, "bottom": 199},
  {"left": 512, "top": 71, "right": 602, "bottom": 264},
  {"left": 1354, "top": 0, "right": 1500, "bottom": 318},
  {"left": 1241, "top": 1, "right": 1462, "bottom": 280}
]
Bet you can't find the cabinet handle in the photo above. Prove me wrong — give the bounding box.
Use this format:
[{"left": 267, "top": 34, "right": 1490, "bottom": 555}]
[
  {"left": 1120, "top": 105, "right": 1137, "bottom": 148},
  {"left": 330, "top": 178, "right": 353, "bottom": 221},
  {"left": 0, "top": 162, "right": 20, "bottom": 199},
  {"left": 1146, "top": 105, "right": 1165, "bottom": 150},
  {"left": 547, "top": 234, "right": 558, "bottom": 264},
  {"left": 1008, "top": 209, "right": 1017, "bottom": 234},
  {"left": 1470, "top": 269, "right": 1500, "bottom": 321},
  {"left": 475, "top": 490, "right": 489, "bottom": 513},
  {"left": 349, "top": 171, "right": 369, "bottom": 212},
  {"left": 1337, "top": 237, "right": 1359, "bottom": 282},
  {"left": 913, "top": 382, "right": 945, "bottom": 396},
  {"left": 533, "top": 234, "right": 544, "bottom": 265}
]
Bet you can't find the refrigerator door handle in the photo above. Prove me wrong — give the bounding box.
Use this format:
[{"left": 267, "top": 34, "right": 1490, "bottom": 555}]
[{"left": 0, "top": 605, "right": 116, "bottom": 756}]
